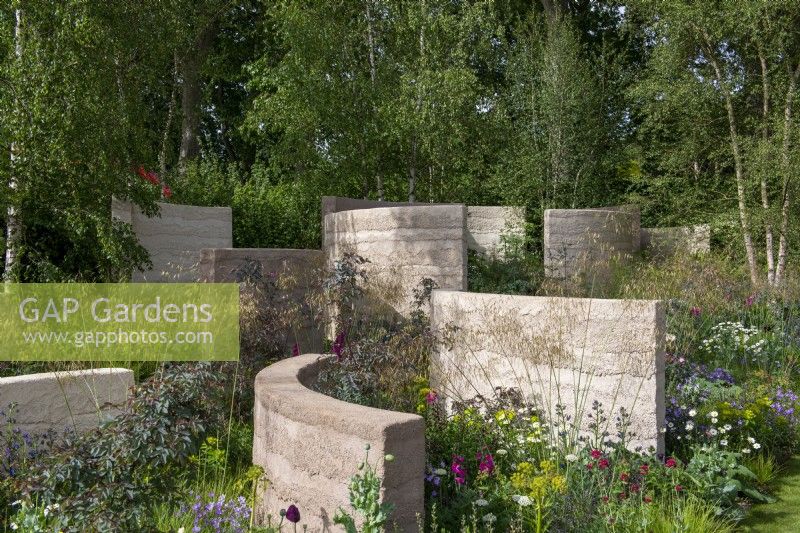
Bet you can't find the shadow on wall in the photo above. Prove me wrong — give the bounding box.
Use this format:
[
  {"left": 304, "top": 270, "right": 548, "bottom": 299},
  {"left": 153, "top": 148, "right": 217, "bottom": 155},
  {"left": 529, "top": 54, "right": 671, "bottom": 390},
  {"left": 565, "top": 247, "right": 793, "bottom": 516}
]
[{"left": 429, "top": 290, "right": 666, "bottom": 455}]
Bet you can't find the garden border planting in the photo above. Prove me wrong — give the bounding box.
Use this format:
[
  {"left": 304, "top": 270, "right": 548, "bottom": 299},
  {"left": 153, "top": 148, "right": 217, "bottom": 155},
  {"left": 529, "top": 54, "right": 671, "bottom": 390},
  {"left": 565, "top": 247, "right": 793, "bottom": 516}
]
[
  {"left": 641, "top": 224, "right": 711, "bottom": 257},
  {"left": 253, "top": 354, "right": 425, "bottom": 531}
]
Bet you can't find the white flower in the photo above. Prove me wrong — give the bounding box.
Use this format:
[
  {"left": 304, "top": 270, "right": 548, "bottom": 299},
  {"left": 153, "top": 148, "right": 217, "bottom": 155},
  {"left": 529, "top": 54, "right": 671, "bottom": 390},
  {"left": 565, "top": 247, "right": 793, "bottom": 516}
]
[
  {"left": 753, "top": 443, "right": 762, "bottom": 450},
  {"left": 434, "top": 468, "right": 447, "bottom": 476},
  {"left": 742, "top": 448, "right": 751, "bottom": 454},
  {"left": 482, "top": 513, "right": 497, "bottom": 523},
  {"left": 685, "top": 422, "right": 695, "bottom": 431},
  {"left": 177, "top": 529, "right": 185, "bottom": 533},
  {"left": 711, "top": 418, "right": 718, "bottom": 424},
  {"left": 10, "top": 524, "right": 18, "bottom": 531},
  {"left": 724, "top": 424, "right": 732, "bottom": 431},
  {"left": 496, "top": 449, "right": 508, "bottom": 456},
  {"left": 709, "top": 428, "right": 718, "bottom": 436},
  {"left": 532, "top": 421, "right": 542, "bottom": 429},
  {"left": 44, "top": 506, "right": 50, "bottom": 517},
  {"left": 512, "top": 495, "right": 532, "bottom": 506},
  {"left": 688, "top": 409, "right": 697, "bottom": 417},
  {"left": 720, "top": 439, "right": 728, "bottom": 446},
  {"left": 709, "top": 411, "right": 719, "bottom": 418},
  {"left": 10, "top": 501, "right": 20, "bottom": 507},
  {"left": 475, "top": 498, "right": 489, "bottom": 507},
  {"left": 748, "top": 437, "right": 756, "bottom": 444},
  {"left": 565, "top": 453, "right": 578, "bottom": 462}
]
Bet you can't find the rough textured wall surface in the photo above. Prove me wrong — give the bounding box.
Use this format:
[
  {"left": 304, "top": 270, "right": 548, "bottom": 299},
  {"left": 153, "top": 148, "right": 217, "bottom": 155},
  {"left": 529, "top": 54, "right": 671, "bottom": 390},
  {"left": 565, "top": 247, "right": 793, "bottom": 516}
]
[
  {"left": 199, "top": 248, "right": 325, "bottom": 353},
  {"left": 465, "top": 206, "right": 526, "bottom": 256},
  {"left": 253, "top": 355, "right": 424, "bottom": 532},
  {"left": 112, "top": 198, "right": 232, "bottom": 282},
  {"left": 326, "top": 205, "right": 468, "bottom": 316},
  {"left": 322, "top": 196, "right": 524, "bottom": 255},
  {"left": 544, "top": 207, "right": 641, "bottom": 279},
  {"left": 641, "top": 225, "right": 711, "bottom": 257},
  {"left": 430, "top": 291, "right": 665, "bottom": 453},
  {"left": 0, "top": 368, "right": 133, "bottom": 435}
]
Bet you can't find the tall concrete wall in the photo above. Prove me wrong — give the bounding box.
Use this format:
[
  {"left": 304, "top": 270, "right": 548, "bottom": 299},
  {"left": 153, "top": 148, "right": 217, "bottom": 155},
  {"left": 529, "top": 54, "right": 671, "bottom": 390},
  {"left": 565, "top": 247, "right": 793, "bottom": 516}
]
[
  {"left": 199, "top": 248, "right": 325, "bottom": 353},
  {"left": 112, "top": 198, "right": 232, "bottom": 282},
  {"left": 326, "top": 205, "right": 468, "bottom": 316},
  {"left": 253, "top": 354, "right": 424, "bottom": 531},
  {"left": 0, "top": 368, "right": 133, "bottom": 436},
  {"left": 465, "top": 206, "right": 526, "bottom": 256},
  {"left": 430, "top": 290, "right": 665, "bottom": 453},
  {"left": 641, "top": 224, "right": 711, "bottom": 257},
  {"left": 544, "top": 207, "right": 641, "bottom": 279},
  {"left": 322, "top": 196, "right": 524, "bottom": 256}
]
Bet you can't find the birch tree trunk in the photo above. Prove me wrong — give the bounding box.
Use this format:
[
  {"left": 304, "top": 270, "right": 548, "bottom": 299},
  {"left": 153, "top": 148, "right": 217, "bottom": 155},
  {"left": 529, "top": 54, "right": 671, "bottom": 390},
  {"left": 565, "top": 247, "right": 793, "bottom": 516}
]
[
  {"left": 178, "top": 25, "right": 213, "bottom": 172},
  {"left": 4, "top": 8, "right": 22, "bottom": 282},
  {"left": 365, "top": 0, "right": 384, "bottom": 200},
  {"left": 758, "top": 49, "right": 775, "bottom": 284},
  {"left": 774, "top": 60, "right": 800, "bottom": 285},
  {"left": 704, "top": 36, "right": 759, "bottom": 285}
]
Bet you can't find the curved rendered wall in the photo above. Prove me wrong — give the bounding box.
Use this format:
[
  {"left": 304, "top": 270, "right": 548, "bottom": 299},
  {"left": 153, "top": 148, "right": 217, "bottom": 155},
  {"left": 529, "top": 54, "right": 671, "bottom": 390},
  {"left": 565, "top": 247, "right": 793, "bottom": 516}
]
[
  {"left": 322, "top": 196, "right": 525, "bottom": 257},
  {"left": 544, "top": 207, "right": 641, "bottom": 279},
  {"left": 430, "top": 290, "right": 665, "bottom": 453},
  {"left": 253, "top": 355, "right": 424, "bottom": 531},
  {"left": 112, "top": 198, "right": 232, "bottom": 282},
  {"left": 325, "top": 205, "right": 468, "bottom": 316},
  {"left": 199, "top": 248, "right": 325, "bottom": 353},
  {"left": 0, "top": 368, "right": 133, "bottom": 435},
  {"left": 641, "top": 224, "right": 710, "bottom": 257}
]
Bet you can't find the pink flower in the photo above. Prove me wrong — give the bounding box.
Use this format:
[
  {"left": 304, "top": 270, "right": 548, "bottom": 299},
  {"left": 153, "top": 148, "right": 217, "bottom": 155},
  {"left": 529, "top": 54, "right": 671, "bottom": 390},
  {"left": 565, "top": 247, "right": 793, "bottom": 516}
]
[
  {"left": 161, "top": 184, "right": 172, "bottom": 198},
  {"left": 745, "top": 295, "right": 755, "bottom": 307},
  {"left": 639, "top": 464, "right": 650, "bottom": 476},
  {"left": 477, "top": 452, "right": 495, "bottom": 475},
  {"left": 590, "top": 449, "right": 602, "bottom": 459},
  {"left": 451, "top": 455, "right": 466, "bottom": 485},
  {"left": 292, "top": 343, "right": 300, "bottom": 357},
  {"left": 674, "top": 484, "right": 682, "bottom": 492},
  {"left": 425, "top": 390, "right": 438, "bottom": 404},
  {"left": 665, "top": 457, "right": 677, "bottom": 468},
  {"left": 690, "top": 306, "right": 702, "bottom": 317},
  {"left": 598, "top": 458, "right": 610, "bottom": 470}
]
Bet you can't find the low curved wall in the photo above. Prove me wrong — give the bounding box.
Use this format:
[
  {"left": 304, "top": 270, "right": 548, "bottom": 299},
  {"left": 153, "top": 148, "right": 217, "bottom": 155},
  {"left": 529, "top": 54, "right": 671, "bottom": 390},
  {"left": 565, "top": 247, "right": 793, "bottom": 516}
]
[
  {"left": 544, "top": 207, "right": 641, "bottom": 279},
  {"left": 430, "top": 290, "right": 665, "bottom": 453},
  {"left": 641, "top": 224, "right": 710, "bottom": 257},
  {"left": 0, "top": 368, "right": 133, "bottom": 436},
  {"left": 253, "top": 355, "right": 424, "bottom": 531},
  {"left": 326, "top": 205, "right": 468, "bottom": 316},
  {"left": 199, "top": 248, "right": 325, "bottom": 353},
  {"left": 112, "top": 198, "right": 232, "bottom": 282}
]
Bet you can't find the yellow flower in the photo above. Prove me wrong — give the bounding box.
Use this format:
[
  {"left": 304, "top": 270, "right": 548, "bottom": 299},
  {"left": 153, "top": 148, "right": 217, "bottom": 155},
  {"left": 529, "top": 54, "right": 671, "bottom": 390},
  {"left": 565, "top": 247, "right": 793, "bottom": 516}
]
[
  {"left": 551, "top": 475, "right": 567, "bottom": 494},
  {"left": 494, "top": 409, "right": 516, "bottom": 424}
]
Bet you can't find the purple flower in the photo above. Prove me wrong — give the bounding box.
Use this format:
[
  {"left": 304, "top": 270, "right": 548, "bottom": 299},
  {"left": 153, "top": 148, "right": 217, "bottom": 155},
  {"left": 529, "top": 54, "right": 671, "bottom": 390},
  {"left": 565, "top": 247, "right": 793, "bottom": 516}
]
[
  {"left": 292, "top": 343, "right": 300, "bottom": 357},
  {"left": 332, "top": 330, "right": 347, "bottom": 361},
  {"left": 745, "top": 295, "right": 756, "bottom": 307},
  {"left": 286, "top": 504, "right": 301, "bottom": 523},
  {"left": 690, "top": 306, "right": 702, "bottom": 317}
]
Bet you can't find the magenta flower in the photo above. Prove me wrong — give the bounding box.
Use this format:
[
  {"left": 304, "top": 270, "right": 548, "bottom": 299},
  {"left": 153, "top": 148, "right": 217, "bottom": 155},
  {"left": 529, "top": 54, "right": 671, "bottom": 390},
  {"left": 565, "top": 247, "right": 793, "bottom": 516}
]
[
  {"left": 285, "top": 504, "right": 300, "bottom": 523},
  {"left": 425, "top": 390, "right": 438, "bottom": 404},
  {"left": 292, "top": 343, "right": 300, "bottom": 357},
  {"left": 477, "top": 452, "right": 494, "bottom": 475},
  {"left": 451, "top": 455, "right": 466, "bottom": 485},
  {"left": 690, "top": 306, "right": 702, "bottom": 317},
  {"left": 745, "top": 295, "right": 755, "bottom": 307}
]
